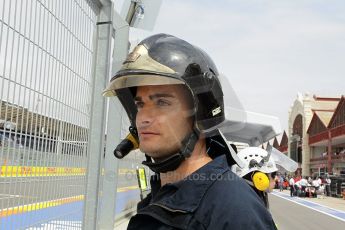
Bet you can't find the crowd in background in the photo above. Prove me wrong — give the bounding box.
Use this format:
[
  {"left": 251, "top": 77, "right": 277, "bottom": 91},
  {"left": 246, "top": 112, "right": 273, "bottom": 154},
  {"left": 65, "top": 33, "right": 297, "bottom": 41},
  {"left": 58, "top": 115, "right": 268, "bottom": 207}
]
[{"left": 274, "top": 173, "right": 332, "bottom": 198}]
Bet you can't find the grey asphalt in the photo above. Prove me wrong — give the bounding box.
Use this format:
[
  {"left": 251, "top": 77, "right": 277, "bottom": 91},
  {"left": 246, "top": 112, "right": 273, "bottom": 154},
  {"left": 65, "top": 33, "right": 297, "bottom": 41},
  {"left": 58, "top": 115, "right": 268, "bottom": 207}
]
[
  {"left": 0, "top": 172, "right": 137, "bottom": 210},
  {"left": 269, "top": 193, "right": 345, "bottom": 230},
  {"left": 0, "top": 176, "right": 85, "bottom": 209}
]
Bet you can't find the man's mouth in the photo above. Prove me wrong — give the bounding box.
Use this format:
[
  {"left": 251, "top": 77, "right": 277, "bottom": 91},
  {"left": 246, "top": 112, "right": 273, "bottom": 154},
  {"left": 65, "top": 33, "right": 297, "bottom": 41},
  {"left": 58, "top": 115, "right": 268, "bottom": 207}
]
[{"left": 139, "top": 131, "right": 159, "bottom": 137}]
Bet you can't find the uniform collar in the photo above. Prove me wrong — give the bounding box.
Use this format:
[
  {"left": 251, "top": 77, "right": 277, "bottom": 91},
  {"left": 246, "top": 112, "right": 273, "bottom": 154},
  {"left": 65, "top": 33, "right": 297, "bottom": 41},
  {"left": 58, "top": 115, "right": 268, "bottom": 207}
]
[{"left": 150, "top": 155, "right": 230, "bottom": 213}]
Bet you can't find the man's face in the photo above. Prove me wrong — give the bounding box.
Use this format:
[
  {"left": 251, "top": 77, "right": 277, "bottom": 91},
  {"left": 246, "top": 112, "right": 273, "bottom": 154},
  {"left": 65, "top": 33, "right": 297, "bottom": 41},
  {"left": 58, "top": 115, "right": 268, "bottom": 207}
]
[
  {"left": 268, "top": 173, "right": 277, "bottom": 191},
  {"left": 135, "top": 84, "right": 194, "bottom": 160}
]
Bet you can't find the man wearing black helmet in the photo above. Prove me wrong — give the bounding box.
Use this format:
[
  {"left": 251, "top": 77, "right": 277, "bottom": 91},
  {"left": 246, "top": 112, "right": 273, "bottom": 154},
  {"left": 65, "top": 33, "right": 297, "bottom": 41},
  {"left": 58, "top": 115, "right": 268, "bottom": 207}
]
[{"left": 104, "top": 34, "right": 276, "bottom": 229}]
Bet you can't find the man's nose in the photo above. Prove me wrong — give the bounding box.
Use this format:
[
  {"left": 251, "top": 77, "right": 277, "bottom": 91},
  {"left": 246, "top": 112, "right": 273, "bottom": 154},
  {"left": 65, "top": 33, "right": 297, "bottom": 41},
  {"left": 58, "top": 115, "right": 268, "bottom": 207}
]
[{"left": 136, "top": 106, "right": 155, "bottom": 127}]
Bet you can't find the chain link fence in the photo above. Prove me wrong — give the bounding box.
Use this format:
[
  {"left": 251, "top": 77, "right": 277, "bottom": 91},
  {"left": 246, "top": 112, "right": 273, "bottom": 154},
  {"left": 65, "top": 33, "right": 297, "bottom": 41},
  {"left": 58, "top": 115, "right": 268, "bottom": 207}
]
[{"left": 0, "top": 0, "right": 98, "bottom": 228}]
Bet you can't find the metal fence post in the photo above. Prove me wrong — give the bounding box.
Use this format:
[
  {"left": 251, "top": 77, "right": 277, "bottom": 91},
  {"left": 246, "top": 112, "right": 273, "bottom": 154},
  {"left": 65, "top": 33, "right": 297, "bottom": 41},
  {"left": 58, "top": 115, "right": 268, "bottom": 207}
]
[
  {"left": 83, "top": 0, "right": 113, "bottom": 229},
  {"left": 98, "top": 10, "right": 130, "bottom": 229}
]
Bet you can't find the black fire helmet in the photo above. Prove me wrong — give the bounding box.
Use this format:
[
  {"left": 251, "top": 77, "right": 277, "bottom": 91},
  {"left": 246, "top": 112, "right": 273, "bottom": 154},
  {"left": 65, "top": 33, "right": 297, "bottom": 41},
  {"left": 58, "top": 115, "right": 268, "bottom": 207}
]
[{"left": 103, "top": 34, "right": 241, "bottom": 172}]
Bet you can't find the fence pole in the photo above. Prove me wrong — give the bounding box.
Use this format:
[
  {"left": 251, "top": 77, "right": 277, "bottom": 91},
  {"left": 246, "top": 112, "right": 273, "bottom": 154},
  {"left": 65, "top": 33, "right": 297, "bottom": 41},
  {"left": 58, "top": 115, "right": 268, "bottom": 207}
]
[
  {"left": 83, "top": 0, "right": 113, "bottom": 229},
  {"left": 98, "top": 9, "right": 130, "bottom": 229}
]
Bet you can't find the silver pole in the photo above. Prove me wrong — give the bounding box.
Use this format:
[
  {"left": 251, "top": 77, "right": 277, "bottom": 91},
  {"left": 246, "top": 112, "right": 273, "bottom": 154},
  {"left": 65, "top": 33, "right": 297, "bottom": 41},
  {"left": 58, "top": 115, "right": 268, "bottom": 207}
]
[
  {"left": 83, "top": 0, "right": 113, "bottom": 229},
  {"left": 98, "top": 9, "right": 130, "bottom": 230}
]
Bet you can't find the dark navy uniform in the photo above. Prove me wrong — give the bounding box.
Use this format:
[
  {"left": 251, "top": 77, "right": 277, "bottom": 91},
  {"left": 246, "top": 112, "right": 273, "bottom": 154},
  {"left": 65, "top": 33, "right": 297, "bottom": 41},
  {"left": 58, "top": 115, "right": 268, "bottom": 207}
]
[{"left": 127, "top": 155, "right": 277, "bottom": 230}]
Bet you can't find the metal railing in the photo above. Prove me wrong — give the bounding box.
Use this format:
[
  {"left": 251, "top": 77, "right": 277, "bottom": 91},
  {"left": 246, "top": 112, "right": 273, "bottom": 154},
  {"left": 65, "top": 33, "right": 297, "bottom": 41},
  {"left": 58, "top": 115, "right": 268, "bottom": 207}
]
[
  {"left": 0, "top": 1, "right": 146, "bottom": 228},
  {"left": 0, "top": 0, "right": 99, "bottom": 229}
]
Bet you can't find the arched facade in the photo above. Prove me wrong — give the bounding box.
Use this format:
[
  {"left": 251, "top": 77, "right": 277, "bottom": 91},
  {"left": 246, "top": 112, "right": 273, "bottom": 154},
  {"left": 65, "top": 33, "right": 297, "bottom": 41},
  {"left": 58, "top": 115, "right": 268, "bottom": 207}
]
[
  {"left": 288, "top": 93, "right": 341, "bottom": 176},
  {"left": 292, "top": 114, "right": 303, "bottom": 165},
  {"left": 288, "top": 93, "right": 312, "bottom": 176}
]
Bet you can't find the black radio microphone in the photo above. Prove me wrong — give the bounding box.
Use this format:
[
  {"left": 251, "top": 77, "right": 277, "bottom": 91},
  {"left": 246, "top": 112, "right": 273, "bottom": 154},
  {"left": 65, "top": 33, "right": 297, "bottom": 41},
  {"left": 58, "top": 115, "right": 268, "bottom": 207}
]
[{"left": 114, "top": 127, "right": 139, "bottom": 159}]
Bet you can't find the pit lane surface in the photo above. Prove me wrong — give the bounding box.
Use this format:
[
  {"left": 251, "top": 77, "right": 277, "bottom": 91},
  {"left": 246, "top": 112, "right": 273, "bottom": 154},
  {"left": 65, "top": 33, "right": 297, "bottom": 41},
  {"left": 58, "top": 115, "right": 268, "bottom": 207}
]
[{"left": 269, "top": 192, "right": 345, "bottom": 230}]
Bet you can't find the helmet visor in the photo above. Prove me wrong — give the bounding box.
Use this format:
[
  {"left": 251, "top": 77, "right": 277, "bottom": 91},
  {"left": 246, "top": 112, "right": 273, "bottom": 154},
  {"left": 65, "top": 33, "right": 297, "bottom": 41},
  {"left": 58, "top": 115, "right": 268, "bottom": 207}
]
[
  {"left": 103, "top": 74, "right": 184, "bottom": 97},
  {"left": 270, "top": 147, "right": 298, "bottom": 172}
]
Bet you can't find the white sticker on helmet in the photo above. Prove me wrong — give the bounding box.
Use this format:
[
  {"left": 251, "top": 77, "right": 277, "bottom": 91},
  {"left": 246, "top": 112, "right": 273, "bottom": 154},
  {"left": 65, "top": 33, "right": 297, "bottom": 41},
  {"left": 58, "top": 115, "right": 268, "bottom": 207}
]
[{"left": 212, "top": 107, "right": 221, "bottom": 116}]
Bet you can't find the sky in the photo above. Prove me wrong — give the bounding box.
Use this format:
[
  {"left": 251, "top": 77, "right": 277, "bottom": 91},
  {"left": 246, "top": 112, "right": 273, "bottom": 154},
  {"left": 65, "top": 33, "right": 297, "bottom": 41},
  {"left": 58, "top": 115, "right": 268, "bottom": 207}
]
[{"left": 114, "top": 0, "right": 345, "bottom": 138}]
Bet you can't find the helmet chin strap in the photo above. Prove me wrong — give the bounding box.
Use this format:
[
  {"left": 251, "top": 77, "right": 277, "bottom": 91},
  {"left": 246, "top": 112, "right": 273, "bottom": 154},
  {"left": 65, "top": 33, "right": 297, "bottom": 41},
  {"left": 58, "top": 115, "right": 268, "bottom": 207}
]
[{"left": 142, "top": 130, "right": 199, "bottom": 173}]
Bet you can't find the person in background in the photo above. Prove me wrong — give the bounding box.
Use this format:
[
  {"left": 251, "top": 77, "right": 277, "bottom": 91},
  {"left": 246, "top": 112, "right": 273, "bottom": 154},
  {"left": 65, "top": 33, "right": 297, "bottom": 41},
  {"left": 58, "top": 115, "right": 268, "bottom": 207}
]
[
  {"left": 308, "top": 176, "right": 312, "bottom": 185},
  {"left": 300, "top": 176, "right": 310, "bottom": 194},
  {"left": 279, "top": 174, "right": 284, "bottom": 191},
  {"left": 325, "top": 175, "right": 332, "bottom": 196},
  {"left": 294, "top": 179, "right": 302, "bottom": 197},
  {"left": 312, "top": 176, "right": 321, "bottom": 191},
  {"left": 232, "top": 145, "right": 298, "bottom": 209},
  {"left": 318, "top": 176, "right": 322, "bottom": 188},
  {"left": 289, "top": 176, "right": 296, "bottom": 197}
]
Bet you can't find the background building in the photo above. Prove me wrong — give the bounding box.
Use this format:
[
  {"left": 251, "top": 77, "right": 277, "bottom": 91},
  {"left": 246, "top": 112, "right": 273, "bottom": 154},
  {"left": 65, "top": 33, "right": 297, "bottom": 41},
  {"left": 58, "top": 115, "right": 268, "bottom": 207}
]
[{"left": 288, "top": 93, "right": 345, "bottom": 176}]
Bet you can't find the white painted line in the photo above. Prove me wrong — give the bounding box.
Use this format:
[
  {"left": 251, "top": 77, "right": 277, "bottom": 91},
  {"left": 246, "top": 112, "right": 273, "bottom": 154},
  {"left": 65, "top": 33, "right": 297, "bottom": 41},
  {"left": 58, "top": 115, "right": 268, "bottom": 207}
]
[
  {"left": 0, "top": 194, "right": 22, "bottom": 198},
  {"left": 272, "top": 191, "right": 345, "bottom": 223}
]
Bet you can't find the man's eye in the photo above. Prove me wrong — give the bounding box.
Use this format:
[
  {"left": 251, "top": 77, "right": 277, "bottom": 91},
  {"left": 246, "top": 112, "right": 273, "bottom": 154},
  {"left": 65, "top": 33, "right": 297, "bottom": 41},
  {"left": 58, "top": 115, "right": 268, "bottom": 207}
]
[{"left": 157, "top": 99, "right": 170, "bottom": 106}]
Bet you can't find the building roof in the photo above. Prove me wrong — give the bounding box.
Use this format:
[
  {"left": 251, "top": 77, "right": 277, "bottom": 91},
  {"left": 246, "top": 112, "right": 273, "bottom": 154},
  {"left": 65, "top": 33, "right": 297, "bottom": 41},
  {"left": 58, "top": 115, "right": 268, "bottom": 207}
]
[
  {"left": 314, "top": 111, "right": 334, "bottom": 127},
  {"left": 280, "top": 131, "right": 288, "bottom": 148},
  {"left": 328, "top": 96, "right": 345, "bottom": 129},
  {"left": 0, "top": 101, "right": 87, "bottom": 140},
  {"left": 273, "top": 137, "right": 279, "bottom": 148},
  {"left": 310, "top": 95, "right": 340, "bottom": 111},
  {"left": 313, "top": 95, "right": 341, "bottom": 102},
  {"left": 307, "top": 112, "right": 328, "bottom": 135}
]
